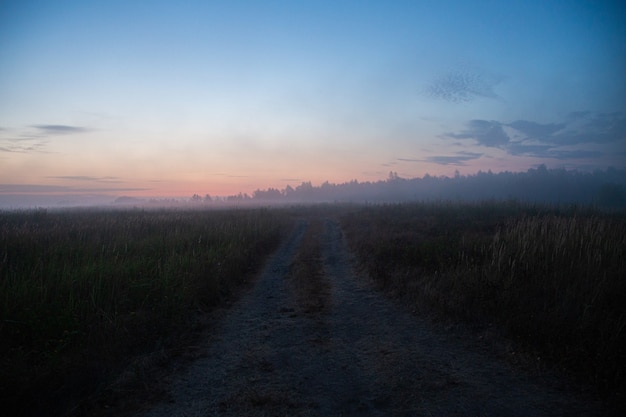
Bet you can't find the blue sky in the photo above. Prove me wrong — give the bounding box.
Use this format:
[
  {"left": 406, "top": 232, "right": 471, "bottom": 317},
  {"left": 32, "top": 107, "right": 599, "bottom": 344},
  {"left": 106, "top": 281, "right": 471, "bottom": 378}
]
[{"left": 1, "top": 0, "right": 625, "bottom": 200}]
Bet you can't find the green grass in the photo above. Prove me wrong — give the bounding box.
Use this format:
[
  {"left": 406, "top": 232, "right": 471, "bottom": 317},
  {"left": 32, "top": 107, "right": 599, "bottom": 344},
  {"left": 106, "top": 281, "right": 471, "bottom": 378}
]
[
  {"left": 340, "top": 202, "right": 626, "bottom": 398},
  {"left": 0, "top": 207, "right": 291, "bottom": 416}
]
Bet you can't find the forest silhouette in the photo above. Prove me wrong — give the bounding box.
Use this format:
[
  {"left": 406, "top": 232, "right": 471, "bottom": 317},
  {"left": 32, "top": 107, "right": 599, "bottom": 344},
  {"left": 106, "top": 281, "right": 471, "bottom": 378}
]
[{"left": 219, "top": 166, "right": 626, "bottom": 208}]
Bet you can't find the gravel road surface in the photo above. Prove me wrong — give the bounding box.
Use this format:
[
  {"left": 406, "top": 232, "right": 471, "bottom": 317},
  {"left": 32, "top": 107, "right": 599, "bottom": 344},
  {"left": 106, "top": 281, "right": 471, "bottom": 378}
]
[{"left": 138, "top": 218, "right": 610, "bottom": 416}]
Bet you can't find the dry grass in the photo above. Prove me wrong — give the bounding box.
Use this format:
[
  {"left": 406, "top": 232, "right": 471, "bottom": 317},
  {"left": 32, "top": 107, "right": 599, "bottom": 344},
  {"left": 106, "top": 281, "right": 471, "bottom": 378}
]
[
  {"left": 0, "top": 207, "right": 291, "bottom": 416},
  {"left": 341, "top": 202, "right": 626, "bottom": 399}
]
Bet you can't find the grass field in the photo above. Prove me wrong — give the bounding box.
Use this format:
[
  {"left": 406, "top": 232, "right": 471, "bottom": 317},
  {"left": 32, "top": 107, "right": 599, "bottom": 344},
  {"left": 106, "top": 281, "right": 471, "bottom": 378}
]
[
  {"left": 340, "top": 201, "right": 626, "bottom": 398},
  {"left": 0, "top": 207, "right": 291, "bottom": 416},
  {"left": 2, "top": 202, "right": 625, "bottom": 414}
]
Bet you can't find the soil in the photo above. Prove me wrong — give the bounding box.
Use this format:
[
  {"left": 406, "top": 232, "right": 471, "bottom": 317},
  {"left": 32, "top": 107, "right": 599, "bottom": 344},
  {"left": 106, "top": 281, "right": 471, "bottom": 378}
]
[{"left": 131, "top": 218, "right": 614, "bottom": 416}]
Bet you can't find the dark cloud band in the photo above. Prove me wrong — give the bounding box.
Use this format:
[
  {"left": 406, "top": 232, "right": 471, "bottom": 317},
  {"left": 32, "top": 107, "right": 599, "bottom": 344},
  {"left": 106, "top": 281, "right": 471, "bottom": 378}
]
[
  {"left": 32, "top": 125, "right": 90, "bottom": 134},
  {"left": 443, "top": 111, "right": 626, "bottom": 162},
  {"left": 398, "top": 151, "right": 483, "bottom": 166}
]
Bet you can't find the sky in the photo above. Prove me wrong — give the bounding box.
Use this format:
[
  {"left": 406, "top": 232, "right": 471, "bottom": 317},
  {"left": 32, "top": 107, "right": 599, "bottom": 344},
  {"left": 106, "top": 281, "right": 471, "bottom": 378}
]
[{"left": 1, "top": 0, "right": 625, "bottom": 203}]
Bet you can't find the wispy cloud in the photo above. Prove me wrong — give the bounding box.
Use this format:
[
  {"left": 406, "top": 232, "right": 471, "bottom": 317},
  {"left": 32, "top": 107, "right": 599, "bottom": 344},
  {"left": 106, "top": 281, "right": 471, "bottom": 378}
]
[
  {"left": 47, "top": 175, "right": 123, "bottom": 183},
  {"left": 0, "top": 137, "right": 49, "bottom": 153},
  {"left": 0, "top": 184, "right": 149, "bottom": 194},
  {"left": 424, "top": 64, "right": 503, "bottom": 103},
  {"left": 32, "top": 125, "right": 91, "bottom": 135},
  {"left": 425, "top": 152, "right": 483, "bottom": 166},
  {"left": 397, "top": 151, "right": 483, "bottom": 166},
  {"left": 1, "top": 124, "right": 92, "bottom": 153}
]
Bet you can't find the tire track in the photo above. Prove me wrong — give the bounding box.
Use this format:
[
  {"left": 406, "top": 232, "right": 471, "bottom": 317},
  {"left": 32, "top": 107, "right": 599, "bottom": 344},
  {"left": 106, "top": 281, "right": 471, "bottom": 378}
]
[
  {"left": 139, "top": 219, "right": 316, "bottom": 416},
  {"left": 139, "top": 217, "right": 612, "bottom": 416},
  {"left": 318, "top": 218, "right": 609, "bottom": 416}
]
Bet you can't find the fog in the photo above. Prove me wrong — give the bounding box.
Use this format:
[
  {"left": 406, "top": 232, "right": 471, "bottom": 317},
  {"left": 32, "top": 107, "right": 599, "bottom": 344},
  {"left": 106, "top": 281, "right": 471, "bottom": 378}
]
[
  {"left": 230, "top": 166, "right": 626, "bottom": 208},
  {"left": 3, "top": 166, "right": 624, "bottom": 210}
]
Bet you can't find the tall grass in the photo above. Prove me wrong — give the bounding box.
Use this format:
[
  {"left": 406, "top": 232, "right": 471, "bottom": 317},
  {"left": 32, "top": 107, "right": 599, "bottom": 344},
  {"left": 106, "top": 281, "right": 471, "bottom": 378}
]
[
  {"left": 341, "top": 202, "right": 626, "bottom": 398},
  {"left": 0, "top": 208, "right": 290, "bottom": 416},
  {"left": 485, "top": 215, "right": 625, "bottom": 390}
]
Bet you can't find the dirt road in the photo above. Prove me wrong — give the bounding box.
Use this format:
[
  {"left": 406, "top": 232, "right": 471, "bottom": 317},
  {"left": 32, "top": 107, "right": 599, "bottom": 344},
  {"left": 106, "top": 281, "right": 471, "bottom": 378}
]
[{"left": 138, "top": 218, "right": 610, "bottom": 416}]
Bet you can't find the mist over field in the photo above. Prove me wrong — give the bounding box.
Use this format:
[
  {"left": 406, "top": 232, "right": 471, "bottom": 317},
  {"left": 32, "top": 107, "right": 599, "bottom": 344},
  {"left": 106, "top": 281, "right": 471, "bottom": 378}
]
[
  {"left": 2, "top": 166, "right": 625, "bottom": 209},
  {"left": 227, "top": 166, "right": 626, "bottom": 207}
]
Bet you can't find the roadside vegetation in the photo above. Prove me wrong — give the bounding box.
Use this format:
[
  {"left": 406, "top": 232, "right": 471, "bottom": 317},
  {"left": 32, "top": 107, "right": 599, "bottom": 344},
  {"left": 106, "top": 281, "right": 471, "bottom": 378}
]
[
  {"left": 3, "top": 202, "right": 624, "bottom": 414},
  {"left": 0, "top": 207, "right": 291, "bottom": 416},
  {"left": 340, "top": 202, "right": 626, "bottom": 400}
]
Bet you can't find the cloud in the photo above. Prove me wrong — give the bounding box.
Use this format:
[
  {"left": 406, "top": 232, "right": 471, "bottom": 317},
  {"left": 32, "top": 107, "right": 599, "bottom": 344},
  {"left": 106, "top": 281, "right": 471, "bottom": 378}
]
[
  {"left": 0, "top": 184, "right": 149, "bottom": 194},
  {"left": 446, "top": 120, "right": 510, "bottom": 147},
  {"left": 1, "top": 124, "right": 92, "bottom": 153},
  {"left": 506, "top": 143, "right": 603, "bottom": 160},
  {"left": 503, "top": 113, "right": 626, "bottom": 146},
  {"left": 47, "top": 175, "right": 123, "bottom": 183},
  {"left": 507, "top": 120, "right": 565, "bottom": 140},
  {"left": 398, "top": 152, "right": 483, "bottom": 166},
  {"left": 444, "top": 111, "right": 626, "bottom": 163},
  {"left": 424, "top": 64, "right": 503, "bottom": 103},
  {"left": 380, "top": 161, "right": 399, "bottom": 168},
  {"left": 425, "top": 151, "right": 483, "bottom": 166},
  {"left": 0, "top": 138, "right": 48, "bottom": 153},
  {"left": 32, "top": 125, "right": 91, "bottom": 135},
  {"left": 550, "top": 112, "right": 626, "bottom": 145}
]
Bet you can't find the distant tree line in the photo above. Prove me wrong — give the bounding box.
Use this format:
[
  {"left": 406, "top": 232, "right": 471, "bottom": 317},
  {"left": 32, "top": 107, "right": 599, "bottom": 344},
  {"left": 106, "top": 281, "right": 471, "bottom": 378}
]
[{"left": 220, "top": 166, "right": 626, "bottom": 208}]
